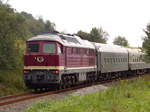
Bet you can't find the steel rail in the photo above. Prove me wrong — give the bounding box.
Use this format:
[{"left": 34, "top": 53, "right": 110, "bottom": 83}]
[{"left": 0, "top": 92, "right": 32, "bottom": 101}]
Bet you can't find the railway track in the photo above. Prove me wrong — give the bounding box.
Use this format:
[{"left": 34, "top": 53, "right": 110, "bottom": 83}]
[{"left": 0, "top": 74, "right": 146, "bottom": 107}]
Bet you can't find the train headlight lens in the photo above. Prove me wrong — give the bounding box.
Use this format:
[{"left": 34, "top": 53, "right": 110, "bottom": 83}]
[
  {"left": 23, "top": 70, "right": 29, "bottom": 74},
  {"left": 52, "top": 70, "right": 59, "bottom": 74}
]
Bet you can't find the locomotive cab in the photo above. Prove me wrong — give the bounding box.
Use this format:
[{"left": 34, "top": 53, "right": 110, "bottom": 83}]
[
  {"left": 23, "top": 40, "right": 64, "bottom": 89},
  {"left": 24, "top": 41, "right": 63, "bottom": 66}
]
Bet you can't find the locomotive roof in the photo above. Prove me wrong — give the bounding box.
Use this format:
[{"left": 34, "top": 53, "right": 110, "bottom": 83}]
[
  {"left": 28, "top": 33, "right": 95, "bottom": 49},
  {"left": 94, "top": 43, "right": 128, "bottom": 53}
]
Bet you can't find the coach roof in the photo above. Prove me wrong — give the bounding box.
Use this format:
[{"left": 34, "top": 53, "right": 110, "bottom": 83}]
[
  {"left": 127, "top": 48, "right": 143, "bottom": 54},
  {"left": 27, "top": 33, "right": 95, "bottom": 49},
  {"left": 94, "top": 43, "right": 128, "bottom": 53}
]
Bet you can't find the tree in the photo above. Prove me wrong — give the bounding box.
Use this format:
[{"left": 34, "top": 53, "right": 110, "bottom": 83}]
[
  {"left": 113, "top": 36, "right": 129, "bottom": 46},
  {"left": 0, "top": 2, "right": 30, "bottom": 69},
  {"left": 21, "top": 12, "right": 55, "bottom": 35},
  {"left": 44, "top": 20, "right": 55, "bottom": 33},
  {"left": 76, "top": 30, "right": 91, "bottom": 40},
  {"left": 142, "top": 23, "right": 150, "bottom": 61},
  {"left": 76, "top": 27, "right": 108, "bottom": 43},
  {"left": 90, "top": 27, "right": 108, "bottom": 43}
]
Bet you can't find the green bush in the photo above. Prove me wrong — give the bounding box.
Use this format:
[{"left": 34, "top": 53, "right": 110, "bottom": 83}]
[{"left": 0, "top": 69, "right": 28, "bottom": 96}]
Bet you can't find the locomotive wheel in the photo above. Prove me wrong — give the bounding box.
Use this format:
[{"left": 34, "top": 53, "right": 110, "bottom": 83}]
[{"left": 60, "top": 74, "right": 78, "bottom": 89}]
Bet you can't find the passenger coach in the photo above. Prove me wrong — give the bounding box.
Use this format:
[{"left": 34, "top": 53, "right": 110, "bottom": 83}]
[{"left": 94, "top": 43, "right": 129, "bottom": 80}]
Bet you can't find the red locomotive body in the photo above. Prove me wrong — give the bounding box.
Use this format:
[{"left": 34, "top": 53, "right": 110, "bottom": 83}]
[{"left": 23, "top": 33, "right": 96, "bottom": 89}]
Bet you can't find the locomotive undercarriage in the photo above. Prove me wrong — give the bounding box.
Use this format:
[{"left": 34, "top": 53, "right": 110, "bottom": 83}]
[
  {"left": 59, "top": 71, "right": 97, "bottom": 89},
  {"left": 24, "top": 70, "right": 60, "bottom": 89},
  {"left": 24, "top": 68, "right": 150, "bottom": 91}
]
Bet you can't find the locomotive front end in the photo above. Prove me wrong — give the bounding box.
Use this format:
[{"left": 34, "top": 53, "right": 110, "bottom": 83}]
[{"left": 23, "top": 35, "right": 64, "bottom": 89}]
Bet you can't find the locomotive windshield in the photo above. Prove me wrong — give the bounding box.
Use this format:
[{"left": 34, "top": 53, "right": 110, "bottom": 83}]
[
  {"left": 43, "top": 43, "right": 56, "bottom": 54},
  {"left": 27, "top": 44, "right": 39, "bottom": 53}
]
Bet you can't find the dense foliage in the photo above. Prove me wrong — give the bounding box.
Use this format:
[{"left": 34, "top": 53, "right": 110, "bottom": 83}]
[
  {"left": 0, "top": 70, "right": 28, "bottom": 97},
  {"left": 77, "top": 27, "right": 108, "bottom": 43},
  {"left": 113, "top": 36, "right": 129, "bottom": 47},
  {"left": 142, "top": 23, "right": 150, "bottom": 62},
  {"left": 0, "top": 1, "right": 55, "bottom": 69}
]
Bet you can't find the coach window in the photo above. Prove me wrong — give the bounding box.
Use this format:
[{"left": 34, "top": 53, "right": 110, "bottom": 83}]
[
  {"left": 108, "top": 58, "right": 111, "bottom": 64},
  {"left": 112, "top": 58, "right": 114, "bottom": 63},
  {"left": 135, "top": 58, "right": 137, "bottom": 62},
  {"left": 43, "top": 43, "right": 56, "bottom": 54},
  {"left": 114, "top": 58, "right": 116, "bottom": 63},
  {"left": 123, "top": 58, "right": 125, "bottom": 62},
  {"left": 110, "top": 58, "right": 112, "bottom": 64},
  {"left": 105, "top": 58, "right": 107, "bottom": 64},
  {"left": 119, "top": 58, "right": 121, "bottom": 63},
  {"left": 135, "top": 57, "right": 137, "bottom": 62},
  {"left": 139, "top": 55, "right": 142, "bottom": 62},
  {"left": 106, "top": 58, "right": 108, "bottom": 64},
  {"left": 107, "top": 58, "right": 109, "bottom": 64}
]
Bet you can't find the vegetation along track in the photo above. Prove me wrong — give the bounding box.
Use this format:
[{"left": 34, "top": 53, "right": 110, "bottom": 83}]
[{"left": 0, "top": 74, "right": 147, "bottom": 107}]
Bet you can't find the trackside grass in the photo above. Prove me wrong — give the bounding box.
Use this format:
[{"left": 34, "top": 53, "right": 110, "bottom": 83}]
[
  {"left": 0, "top": 70, "right": 28, "bottom": 97},
  {"left": 25, "top": 76, "right": 150, "bottom": 112}
]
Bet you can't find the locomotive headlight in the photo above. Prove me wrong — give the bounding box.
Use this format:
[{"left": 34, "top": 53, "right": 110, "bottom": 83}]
[
  {"left": 23, "top": 70, "right": 29, "bottom": 74},
  {"left": 37, "top": 57, "right": 44, "bottom": 62},
  {"left": 52, "top": 70, "right": 59, "bottom": 74}
]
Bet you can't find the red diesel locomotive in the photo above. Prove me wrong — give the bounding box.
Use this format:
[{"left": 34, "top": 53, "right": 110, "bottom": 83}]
[{"left": 23, "top": 33, "right": 96, "bottom": 89}]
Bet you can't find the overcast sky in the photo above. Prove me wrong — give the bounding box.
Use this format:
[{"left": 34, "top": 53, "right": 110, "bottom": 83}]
[{"left": 9, "top": 0, "right": 150, "bottom": 47}]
